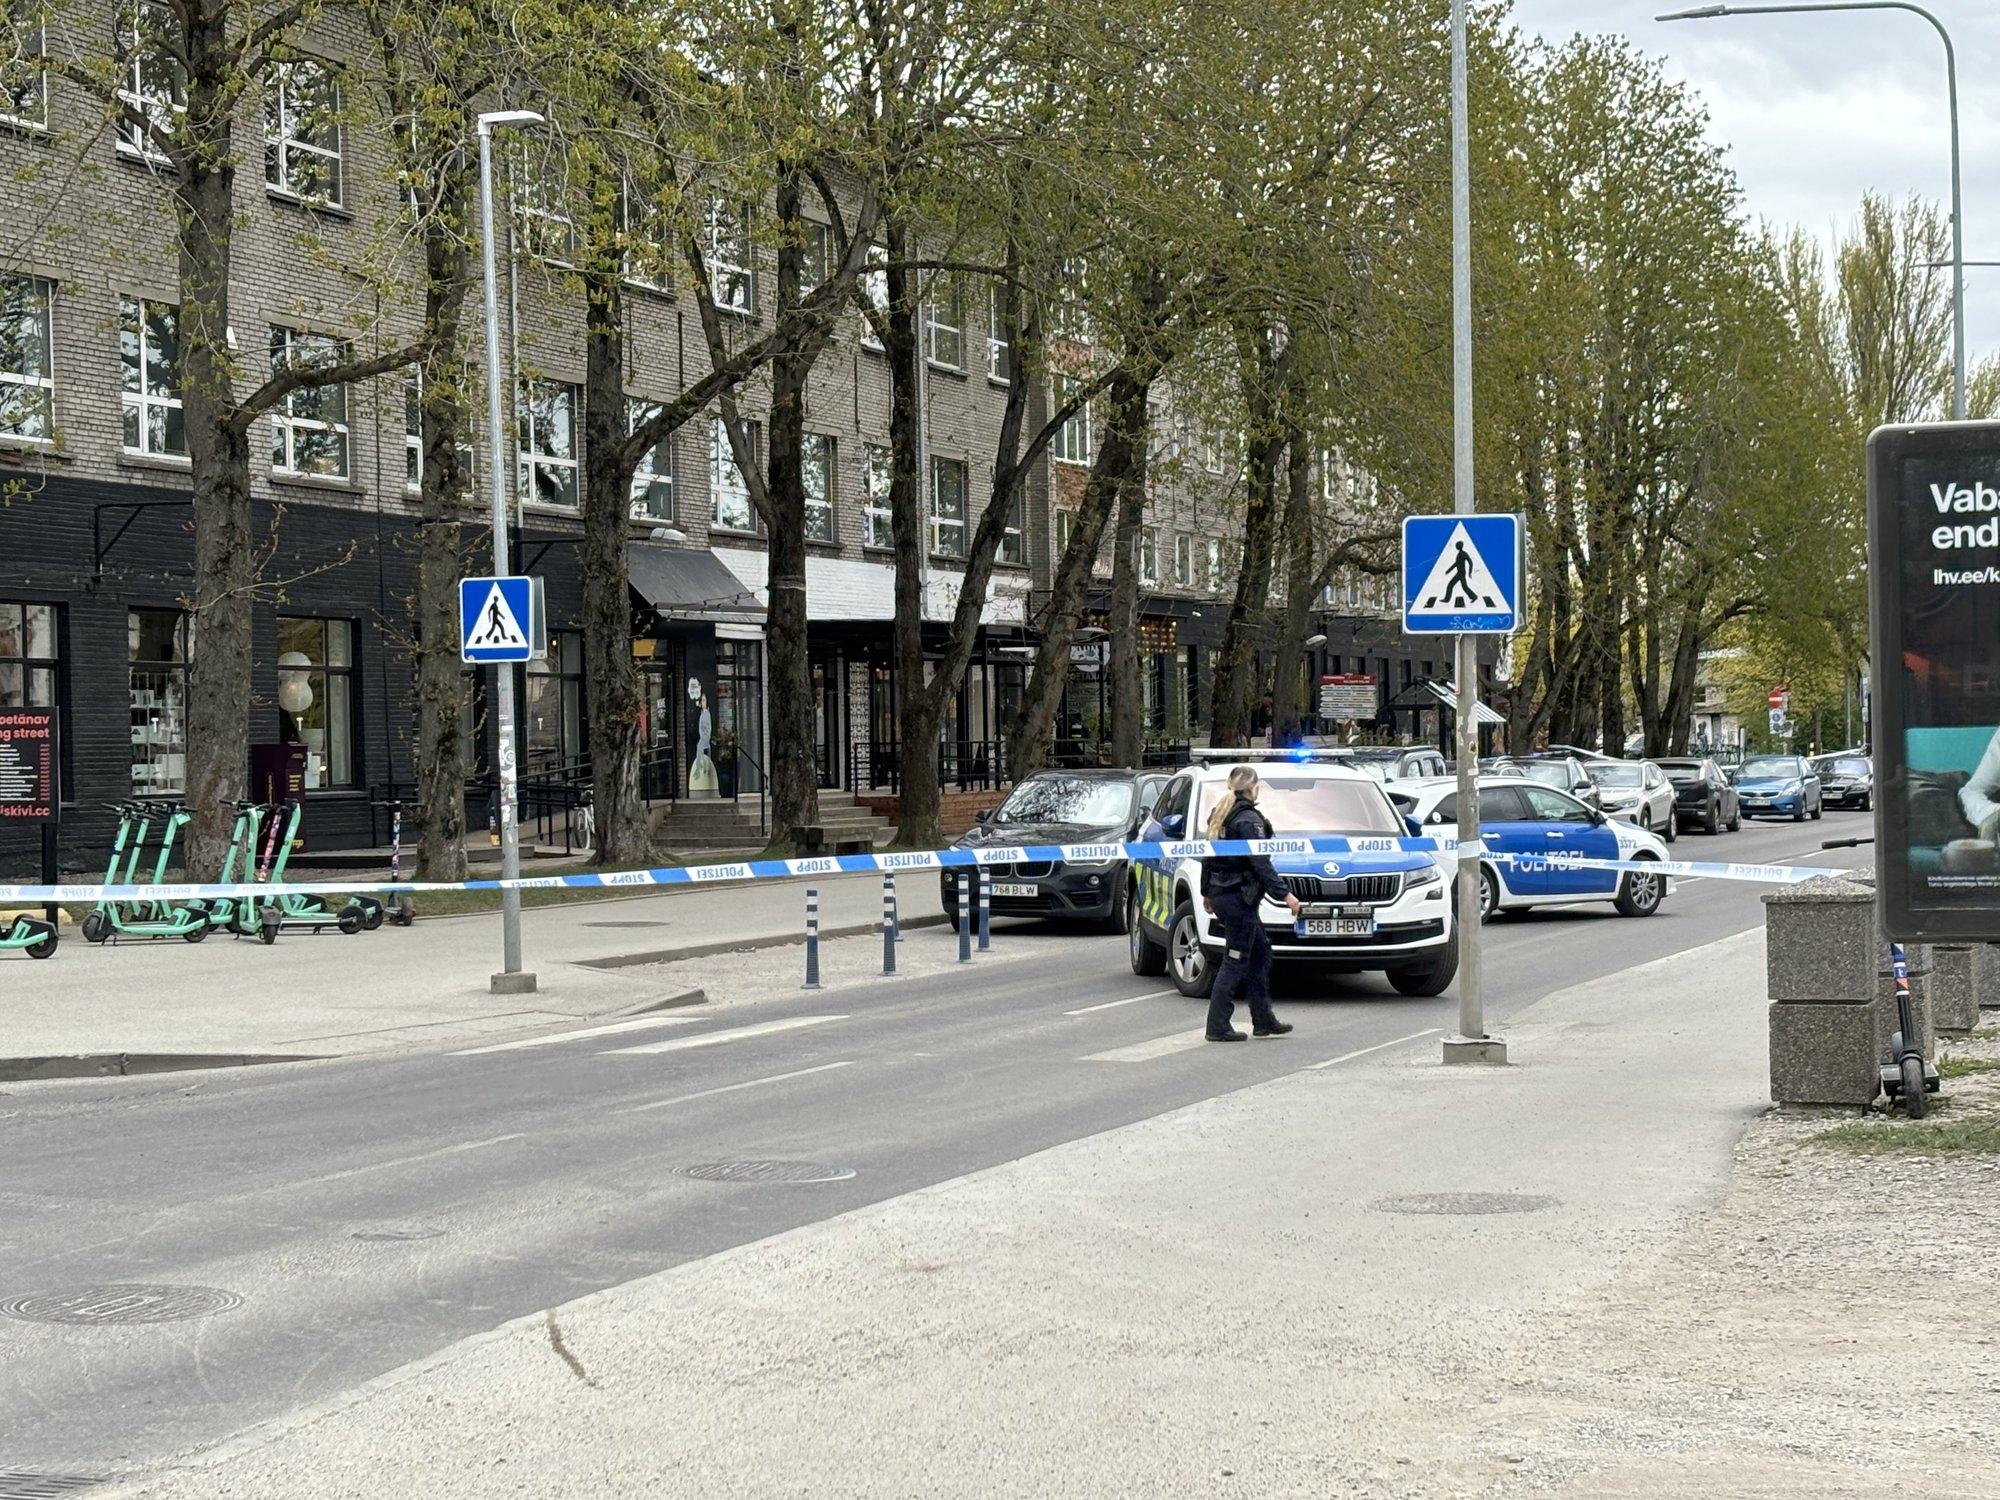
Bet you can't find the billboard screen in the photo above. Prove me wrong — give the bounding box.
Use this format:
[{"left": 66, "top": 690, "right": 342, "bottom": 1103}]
[{"left": 1868, "top": 420, "right": 2000, "bottom": 940}]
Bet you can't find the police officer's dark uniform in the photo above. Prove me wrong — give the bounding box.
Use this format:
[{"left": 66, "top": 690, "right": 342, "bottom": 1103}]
[{"left": 1200, "top": 794, "right": 1296, "bottom": 1041}]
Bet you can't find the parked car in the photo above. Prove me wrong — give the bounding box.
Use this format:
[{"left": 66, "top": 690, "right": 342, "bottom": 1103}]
[
  {"left": 1728, "top": 754, "right": 1823, "bottom": 821},
  {"left": 1653, "top": 756, "right": 1741, "bottom": 835},
  {"left": 1516, "top": 754, "right": 1606, "bottom": 810},
  {"left": 1128, "top": 753, "right": 1456, "bottom": 998},
  {"left": 941, "top": 768, "right": 1167, "bottom": 931},
  {"left": 1812, "top": 753, "right": 1873, "bottom": 810},
  {"left": 1583, "top": 760, "right": 1677, "bottom": 842},
  {"left": 1321, "top": 746, "right": 1451, "bottom": 783},
  {"left": 1397, "top": 776, "right": 1673, "bottom": 921}
]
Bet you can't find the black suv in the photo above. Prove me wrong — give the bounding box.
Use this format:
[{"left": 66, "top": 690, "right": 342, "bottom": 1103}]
[
  {"left": 941, "top": 769, "right": 1166, "bottom": 931},
  {"left": 1653, "top": 756, "right": 1741, "bottom": 834}
]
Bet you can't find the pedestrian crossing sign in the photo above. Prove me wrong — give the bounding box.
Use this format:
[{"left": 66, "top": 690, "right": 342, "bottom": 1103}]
[
  {"left": 459, "top": 575, "right": 546, "bottom": 663},
  {"left": 1401, "top": 514, "right": 1522, "bottom": 635}
]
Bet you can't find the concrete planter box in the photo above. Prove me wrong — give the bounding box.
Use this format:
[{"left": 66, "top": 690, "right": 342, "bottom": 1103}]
[
  {"left": 1925, "top": 946, "right": 1980, "bottom": 1037},
  {"left": 1762, "top": 875, "right": 1877, "bottom": 1004},
  {"left": 1769, "top": 1002, "right": 1880, "bottom": 1106}
]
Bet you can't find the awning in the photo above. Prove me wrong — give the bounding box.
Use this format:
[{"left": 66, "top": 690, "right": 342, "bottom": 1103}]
[
  {"left": 1393, "top": 678, "right": 1505, "bottom": 726},
  {"left": 713, "top": 548, "right": 1027, "bottom": 627},
  {"left": 627, "top": 544, "right": 765, "bottom": 624}
]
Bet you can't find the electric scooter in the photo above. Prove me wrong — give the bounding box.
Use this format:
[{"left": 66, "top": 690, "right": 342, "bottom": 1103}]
[
  {"left": 370, "top": 796, "right": 418, "bottom": 928},
  {"left": 243, "top": 799, "right": 370, "bottom": 943},
  {"left": 187, "top": 800, "right": 277, "bottom": 937},
  {"left": 1823, "top": 835, "right": 1939, "bottom": 1116},
  {"left": 81, "top": 800, "right": 210, "bottom": 944},
  {"left": 0, "top": 911, "right": 57, "bottom": 959}
]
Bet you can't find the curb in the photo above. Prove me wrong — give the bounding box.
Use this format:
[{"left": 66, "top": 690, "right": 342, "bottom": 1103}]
[
  {"left": 578, "top": 913, "right": 950, "bottom": 971},
  {"left": 0, "top": 1052, "right": 324, "bottom": 1083}
]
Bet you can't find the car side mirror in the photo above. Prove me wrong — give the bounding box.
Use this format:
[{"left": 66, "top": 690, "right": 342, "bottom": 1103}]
[
  {"left": 1404, "top": 815, "right": 1423, "bottom": 837},
  {"left": 1160, "top": 813, "right": 1185, "bottom": 837},
  {"left": 973, "top": 809, "right": 991, "bottom": 823}
]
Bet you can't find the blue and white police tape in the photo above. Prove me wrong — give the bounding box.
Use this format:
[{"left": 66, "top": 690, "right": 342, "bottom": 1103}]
[{"left": 0, "top": 836, "right": 1845, "bottom": 907}]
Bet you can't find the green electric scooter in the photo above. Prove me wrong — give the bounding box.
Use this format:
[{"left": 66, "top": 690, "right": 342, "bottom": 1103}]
[
  {"left": 81, "top": 800, "right": 210, "bottom": 944},
  {"left": 186, "top": 800, "right": 275, "bottom": 937},
  {"left": 0, "top": 911, "right": 58, "bottom": 959},
  {"left": 243, "top": 798, "right": 370, "bottom": 943}
]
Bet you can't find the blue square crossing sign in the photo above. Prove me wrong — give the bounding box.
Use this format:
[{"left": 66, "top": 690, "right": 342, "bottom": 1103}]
[
  {"left": 459, "top": 575, "right": 546, "bottom": 663},
  {"left": 1402, "top": 514, "right": 1522, "bottom": 635}
]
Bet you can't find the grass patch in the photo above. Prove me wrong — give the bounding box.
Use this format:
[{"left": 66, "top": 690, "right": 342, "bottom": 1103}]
[
  {"left": 1812, "top": 1107, "right": 2000, "bottom": 1156},
  {"left": 1939, "top": 1053, "right": 2000, "bottom": 1080}
]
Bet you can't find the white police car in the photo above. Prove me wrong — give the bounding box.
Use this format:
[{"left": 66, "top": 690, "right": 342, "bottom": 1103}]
[
  {"left": 1126, "top": 753, "right": 1458, "bottom": 999},
  {"left": 1394, "top": 776, "right": 1672, "bottom": 921}
]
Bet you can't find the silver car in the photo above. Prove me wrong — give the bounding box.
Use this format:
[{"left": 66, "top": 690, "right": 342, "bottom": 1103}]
[{"left": 1583, "top": 760, "right": 1678, "bottom": 842}]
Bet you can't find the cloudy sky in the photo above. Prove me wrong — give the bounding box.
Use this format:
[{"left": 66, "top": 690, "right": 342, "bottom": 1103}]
[{"left": 1506, "top": 0, "right": 2000, "bottom": 360}]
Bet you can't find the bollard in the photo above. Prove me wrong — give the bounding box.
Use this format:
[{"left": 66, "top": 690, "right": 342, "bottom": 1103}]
[
  {"left": 881, "top": 873, "right": 897, "bottom": 976},
  {"left": 957, "top": 873, "right": 971, "bottom": 963},
  {"left": 977, "top": 868, "right": 991, "bottom": 951},
  {"left": 803, "top": 886, "right": 822, "bottom": 990},
  {"left": 890, "top": 872, "right": 904, "bottom": 943}
]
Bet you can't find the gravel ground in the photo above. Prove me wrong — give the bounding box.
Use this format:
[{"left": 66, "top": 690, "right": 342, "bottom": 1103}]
[{"left": 1401, "top": 1020, "right": 2000, "bottom": 1497}]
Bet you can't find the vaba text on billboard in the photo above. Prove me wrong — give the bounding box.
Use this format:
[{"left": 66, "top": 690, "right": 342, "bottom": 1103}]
[{"left": 1867, "top": 420, "right": 2000, "bottom": 940}]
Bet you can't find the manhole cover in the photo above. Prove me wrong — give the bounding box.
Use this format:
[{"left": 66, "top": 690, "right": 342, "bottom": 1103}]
[
  {"left": 352, "top": 1225, "right": 445, "bottom": 1243},
  {"left": 1374, "top": 1193, "right": 1558, "bottom": 1216},
  {"left": 585, "top": 920, "right": 671, "bottom": 929},
  {"left": 672, "top": 1160, "right": 855, "bottom": 1184},
  {"left": 0, "top": 1285, "right": 244, "bottom": 1325},
  {"left": 0, "top": 1473, "right": 108, "bottom": 1499}
]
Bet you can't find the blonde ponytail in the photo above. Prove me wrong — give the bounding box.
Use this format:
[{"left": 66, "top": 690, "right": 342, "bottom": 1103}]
[{"left": 1205, "top": 766, "right": 1260, "bottom": 839}]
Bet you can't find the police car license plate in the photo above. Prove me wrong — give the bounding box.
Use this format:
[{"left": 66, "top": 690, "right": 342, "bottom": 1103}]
[
  {"left": 1297, "top": 917, "right": 1375, "bottom": 937},
  {"left": 990, "top": 882, "right": 1037, "bottom": 898}
]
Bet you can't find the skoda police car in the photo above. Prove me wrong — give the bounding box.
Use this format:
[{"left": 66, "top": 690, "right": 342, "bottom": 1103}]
[
  {"left": 1394, "top": 775, "right": 1673, "bottom": 921},
  {"left": 1126, "top": 751, "right": 1458, "bottom": 999}
]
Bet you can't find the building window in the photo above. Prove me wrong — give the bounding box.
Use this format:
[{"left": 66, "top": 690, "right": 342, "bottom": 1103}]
[
  {"left": 516, "top": 378, "right": 579, "bottom": 508},
  {"left": 988, "top": 281, "right": 1012, "bottom": 383},
  {"left": 524, "top": 630, "right": 583, "bottom": 779},
  {"left": 277, "top": 616, "right": 355, "bottom": 790},
  {"left": 118, "top": 293, "right": 184, "bottom": 458},
  {"left": 1055, "top": 506, "right": 1076, "bottom": 560},
  {"left": 269, "top": 326, "right": 350, "bottom": 479},
  {"left": 863, "top": 442, "right": 893, "bottom": 548},
  {"left": 1138, "top": 527, "right": 1158, "bottom": 587},
  {"left": 1173, "top": 532, "right": 1192, "bottom": 588},
  {"left": 2, "top": 19, "right": 46, "bottom": 130},
  {"left": 860, "top": 244, "right": 887, "bottom": 351},
  {"left": 1052, "top": 375, "right": 1091, "bottom": 465},
  {"left": 998, "top": 490, "right": 1024, "bottom": 565},
  {"left": 1204, "top": 537, "right": 1223, "bottom": 592},
  {"left": 0, "top": 275, "right": 54, "bottom": 443},
  {"left": 709, "top": 415, "right": 756, "bottom": 531},
  {"left": 115, "top": 2, "right": 184, "bottom": 158},
  {"left": 628, "top": 398, "right": 674, "bottom": 520},
  {"left": 514, "top": 138, "right": 575, "bottom": 262},
  {"left": 930, "top": 456, "right": 967, "bottom": 558},
  {"left": 128, "top": 606, "right": 187, "bottom": 793},
  {"left": 1199, "top": 423, "right": 1224, "bottom": 474},
  {"left": 0, "top": 602, "right": 57, "bottom": 711},
  {"left": 803, "top": 220, "right": 832, "bottom": 288},
  {"left": 925, "top": 281, "right": 963, "bottom": 368},
  {"left": 404, "top": 372, "right": 473, "bottom": 497},
  {"left": 619, "top": 180, "right": 671, "bottom": 290},
  {"left": 264, "top": 59, "right": 342, "bottom": 205},
  {"left": 803, "top": 431, "right": 834, "bottom": 543},
  {"left": 704, "top": 198, "right": 753, "bottom": 314}
]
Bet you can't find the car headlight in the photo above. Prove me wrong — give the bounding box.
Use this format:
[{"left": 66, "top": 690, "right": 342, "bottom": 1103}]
[
  {"left": 1406, "top": 864, "right": 1444, "bottom": 888},
  {"left": 1785, "top": 780, "right": 1803, "bottom": 794}
]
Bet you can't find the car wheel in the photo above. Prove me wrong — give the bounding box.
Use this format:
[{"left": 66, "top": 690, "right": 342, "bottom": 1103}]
[
  {"left": 1167, "top": 899, "right": 1213, "bottom": 998},
  {"left": 1100, "top": 872, "right": 1129, "bottom": 935},
  {"left": 1727, "top": 804, "right": 1741, "bottom": 832},
  {"left": 1859, "top": 793, "right": 1871, "bottom": 812},
  {"left": 1128, "top": 885, "right": 1167, "bottom": 977},
  {"left": 1614, "top": 859, "right": 1664, "bottom": 918},
  {"left": 1387, "top": 928, "right": 1458, "bottom": 997},
  {"left": 1793, "top": 804, "right": 1806, "bottom": 822},
  {"left": 1663, "top": 807, "right": 1677, "bottom": 844},
  {"left": 1704, "top": 800, "right": 1719, "bottom": 835},
  {"left": 1478, "top": 864, "right": 1502, "bottom": 921},
  {"left": 1810, "top": 799, "right": 1822, "bottom": 821}
]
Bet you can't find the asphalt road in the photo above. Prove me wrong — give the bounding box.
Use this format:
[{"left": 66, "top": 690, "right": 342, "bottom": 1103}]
[{"left": 0, "top": 811, "right": 1867, "bottom": 1485}]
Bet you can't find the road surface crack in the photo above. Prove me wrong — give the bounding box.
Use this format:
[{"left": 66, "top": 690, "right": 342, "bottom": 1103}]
[{"left": 545, "top": 1311, "right": 597, "bottom": 1387}]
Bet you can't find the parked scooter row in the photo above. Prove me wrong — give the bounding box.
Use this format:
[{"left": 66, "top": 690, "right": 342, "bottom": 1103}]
[{"left": 76, "top": 798, "right": 414, "bottom": 949}]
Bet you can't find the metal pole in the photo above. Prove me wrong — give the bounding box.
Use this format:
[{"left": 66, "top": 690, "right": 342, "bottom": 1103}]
[
  {"left": 957, "top": 872, "right": 971, "bottom": 962},
  {"left": 1443, "top": 0, "right": 1501, "bottom": 1067},
  {"left": 478, "top": 111, "right": 541, "bottom": 995},
  {"left": 977, "top": 868, "right": 991, "bottom": 951},
  {"left": 803, "top": 886, "right": 822, "bottom": 989},
  {"left": 882, "top": 873, "right": 897, "bottom": 975},
  {"left": 889, "top": 871, "right": 904, "bottom": 942}
]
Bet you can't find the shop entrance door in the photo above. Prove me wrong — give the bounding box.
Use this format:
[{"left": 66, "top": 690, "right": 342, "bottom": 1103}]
[{"left": 640, "top": 645, "right": 685, "bottom": 802}]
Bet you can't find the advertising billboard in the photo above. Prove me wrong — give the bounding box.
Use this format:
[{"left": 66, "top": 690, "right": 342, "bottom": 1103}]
[{"left": 1868, "top": 420, "right": 2000, "bottom": 940}]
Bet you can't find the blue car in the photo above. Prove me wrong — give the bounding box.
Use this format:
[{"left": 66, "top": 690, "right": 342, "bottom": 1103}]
[{"left": 1728, "top": 755, "right": 1822, "bottom": 822}]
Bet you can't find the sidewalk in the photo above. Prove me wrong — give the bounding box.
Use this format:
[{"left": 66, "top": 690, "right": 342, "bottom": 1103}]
[
  {"left": 101, "top": 925, "right": 1977, "bottom": 1499},
  {"left": 0, "top": 872, "right": 941, "bottom": 1077}
]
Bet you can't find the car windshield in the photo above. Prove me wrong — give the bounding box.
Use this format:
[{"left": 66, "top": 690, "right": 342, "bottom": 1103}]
[
  {"left": 1739, "top": 757, "right": 1800, "bottom": 780},
  {"left": 1830, "top": 757, "right": 1869, "bottom": 776},
  {"left": 1587, "top": 764, "right": 1644, "bottom": 788},
  {"left": 992, "top": 776, "right": 1133, "bottom": 826},
  {"left": 1195, "top": 775, "right": 1403, "bottom": 836},
  {"left": 1521, "top": 763, "right": 1574, "bottom": 788}
]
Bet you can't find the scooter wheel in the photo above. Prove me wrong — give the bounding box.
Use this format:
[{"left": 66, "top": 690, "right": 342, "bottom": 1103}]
[
  {"left": 1900, "top": 1055, "right": 1928, "bottom": 1119},
  {"left": 259, "top": 912, "right": 280, "bottom": 946},
  {"left": 182, "top": 923, "right": 207, "bottom": 943},
  {"left": 391, "top": 898, "right": 417, "bottom": 927},
  {"left": 81, "top": 911, "right": 108, "bottom": 945},
  {"left": 337, "top": 907, "right": 364, "bottom": 935},
  {"left": 27, "top": 935, "right": 56, "bottom": 959},
  {"left": 362, "top": 906, "right": 385, "bottom": 932}
]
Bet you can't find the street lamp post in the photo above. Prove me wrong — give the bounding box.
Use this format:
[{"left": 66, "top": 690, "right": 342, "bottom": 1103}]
[
  {"left": 477, "top": 108, "right": 544, "bottom": 995},
  {"left": 1658, "top": 2, "right": 1966, "bottom": 420}
]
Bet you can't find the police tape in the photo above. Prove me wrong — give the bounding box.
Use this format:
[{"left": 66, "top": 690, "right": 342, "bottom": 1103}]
[
  {"left": 0, "top": 837, "right": 1845, "bottom": 907},
  {"left": 0, "top": 835, "right": 1483, "bottom": 906}
]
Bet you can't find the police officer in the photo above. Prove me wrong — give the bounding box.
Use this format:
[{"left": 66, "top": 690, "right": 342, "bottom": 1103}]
[{"left": 1200, "top": 766, "right": 1301, "bottom": 1041}]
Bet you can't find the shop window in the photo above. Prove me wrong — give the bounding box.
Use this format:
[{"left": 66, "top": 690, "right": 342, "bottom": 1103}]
[
  {"left": 119, "top": 293, "right": 184, "bottom": 457},
  {"left": 863, "top": 442, "right": 893, "bottom": 549},
  {"left": 0, "top": 602, "right": 57, "bottom": 712},
  {"left": 518, "top": 378, "right": 580, "bottom": 508},
  {"left": 276, "top": 616, "right": 355, "bottom": 789},
  {"left": 629, "top": 398, "right": 675, "bottom": 520},
  {"left": 714, "top": 638, "right": 764, "bottom": 796},
  {"left": 524, "top": 630, "right": 583, "bottom": 779},
  {"left": 803, "top": 431, "right": 834, "bottom": 542},
  {"left": 128, "top": 607, "right": 188, "bottom": 793},
  {"left": 709, "top": 416, "right": 757, "bottom": 531},
  {"left": 269, "top": 325, "right": 349, "bottom": 478},
  {"left": 264, "top": 58, "right": 342, "bottom": 206},
  {"left": 0, "top": 275, "right": 54, "bottom": 443},
  {"left": 930, "top": 456, "right": 967, "bottom": 558}
]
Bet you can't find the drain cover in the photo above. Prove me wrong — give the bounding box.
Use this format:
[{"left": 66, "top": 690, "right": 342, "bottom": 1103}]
[
  {"left": 585, "top": 920, "right": 672, "bottom": 929},
  {"left": 0, "top": 1473, "right": 108, "bottom": 1499},
  {"left": 1374, "top": 1192, "right": 1558, "bottom": 1216},
  {"left": 672, "top": 1160, "right": 855, "bottom": 1184},
  {"left": 0, "top": 1285, "right": 244, "bottom": 1325},
  {"left": 352, "top": 1225, "right": 445, "bottom": 1243}
]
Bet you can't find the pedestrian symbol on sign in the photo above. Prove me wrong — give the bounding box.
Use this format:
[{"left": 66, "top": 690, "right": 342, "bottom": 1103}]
[{"left": 1425, "top": 536, "right": 1498, "bottom": 610}]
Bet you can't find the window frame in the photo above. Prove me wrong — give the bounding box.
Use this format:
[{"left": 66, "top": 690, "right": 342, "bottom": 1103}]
[
  {"left": 860, "top": 244, "right": 887, "bottom": 351},
  {"left": 802, "top": 430, "right": 835, "bottom": 543},
  {"left": 618, "top": 177, "right": 673, "bottom": 292},
  {"left": 1204, "top": 537, "right": 1223, "bottom": 592},
  {"left": 1054, "top": 506, "right": 1077, "bottom": 560},
  {"left": 924, "top": 280, "right": 964, "bottom": 369},
  {"left": 0, "top": 274, "right": 55, "bottom": 444},
  {"left": 516, "top": 377, "right": 581, "bottom": 509},
  {"left": 708, "top": 415, "right": 757, "bottom": 532},
  {"left": 513, "top": 137, "right": 577, "bottom": 264},
  {"left": 268, "top": 325, "right": 351, "bottom": 480},
  {"left": 118, "top": 292, "right": 185, "bottom": 459},
  {"left": 1138, "top": 526, "right": 1159, "bottom": 587},
  {"left": 1173, "top": 532, "right": 1192, "bottom": 588},
  {"left": 1051, "top": 375, "right": 1092, "bottom": 466},
  {"left": 0, "top": 602, "right": 59, "bottom": 726},
  {"left": 929, "top": 455, "right": 968, "bottom": 559},
  {"left": 402, "top": 370, "right": 475, "bottom": 498},
  {"left": 114, "top": 1, "right": 185, "bottom": 161},
  {"left": 263, "top": 57, "right": 343, "bottom": 207},
  {"left": 862, "top": 442, "right": 893, "bottom": 549},
  {"left": 997, "top": 489, "right": 1025, "bottom": 566},
  {"left": 627, "top": 397, "right": 675, "bottom": 521},
  {"left": 128, "top": 605, "right": 188, "bottom": 794},
  {"left": 703, "top": 197, "right": 754, "bottom": 315},
  {"left": 276, "top": 614, "right": 357, "bottom": 790},
  {"left": 2, "top": 18, "right": 47, "bottom": 131},
  {"left": 987, "top": 281, "right": 1012, "bottom": 384}
]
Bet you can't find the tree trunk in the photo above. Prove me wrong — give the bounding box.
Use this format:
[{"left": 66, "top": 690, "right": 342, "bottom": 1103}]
[
  {"left": 1210, "top": 331, "right": 1288, "bottom": 748},
  {"left": 1006, "top": 369, "right": 1150, "bottom": 777},
  {"left": 1106, "top": 437, "right": 1147, "bottom": 768},
  {"left": 580, "top": 266, "right": 650, "bottom": 865},
  {"left": 1267, "top": 426, "right": 1316, "bottom": 747}
]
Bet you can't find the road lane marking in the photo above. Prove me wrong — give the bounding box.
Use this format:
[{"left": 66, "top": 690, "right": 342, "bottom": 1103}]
[
  {"left": 303, "top": 1133, "right": 526, "bottom": 1187},
  {"left": 605, "top": 1014, "right": 849, "bottom": 1055},
  {"left": 450, "top": 1014, "right": 704, "bottom": 1055},
  {"left": 621, "top": 1061, "right": 856, "bottom": 1113},
  {"left": 1083, "top": 1030, "right": 1211, "bottom": 1063},
  {"left": 1065, "top": 989, "right": 1178, "bottom": 1015},
  {"left": 1307, "top": 1028, "right": 1443, "bottom": 1070}
]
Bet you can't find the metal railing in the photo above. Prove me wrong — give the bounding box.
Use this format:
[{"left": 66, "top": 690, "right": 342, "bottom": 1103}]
[{"left": 847, "top": 738, "right": 1009, "bottom": 794}]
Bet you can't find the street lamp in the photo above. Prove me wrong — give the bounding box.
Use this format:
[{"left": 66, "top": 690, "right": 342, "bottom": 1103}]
[
  {"left": 477, "top": 107, "right": 544, "bottom": 995},
  {"left": 1658, "top": 2, "right": 1966, "bottom": 419}
]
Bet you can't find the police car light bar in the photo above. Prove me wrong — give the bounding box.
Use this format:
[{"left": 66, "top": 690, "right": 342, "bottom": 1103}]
[{"left": 1188, "top": 747, "right": 1351, "bottom": 762}]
